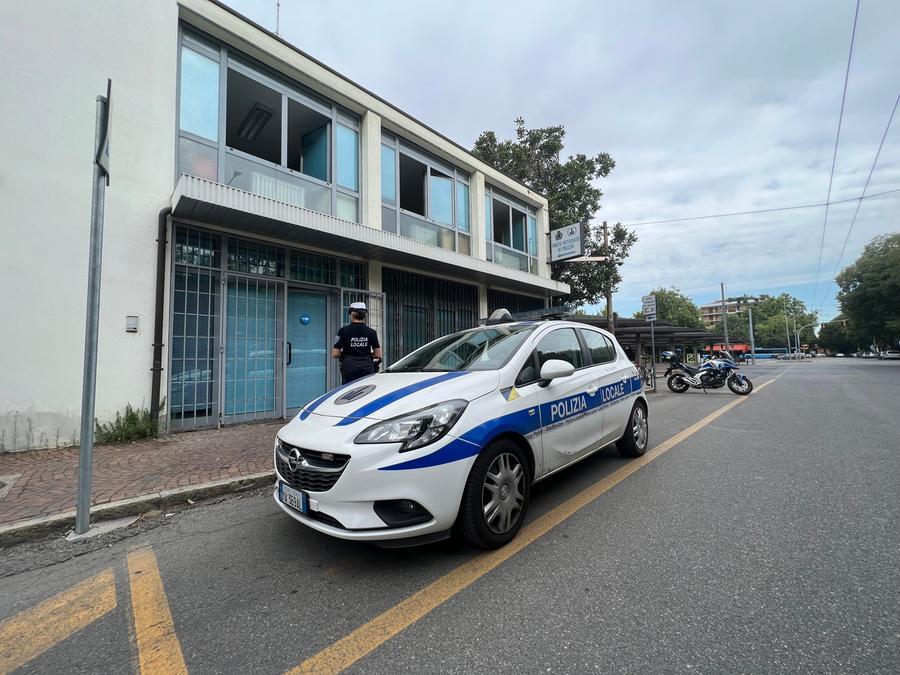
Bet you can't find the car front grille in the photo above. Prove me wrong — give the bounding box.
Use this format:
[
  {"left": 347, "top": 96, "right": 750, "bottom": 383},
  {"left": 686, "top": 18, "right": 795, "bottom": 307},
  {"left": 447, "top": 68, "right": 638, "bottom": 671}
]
[{"left": 275, "top": 441, "right": 350, "bottom": 493}]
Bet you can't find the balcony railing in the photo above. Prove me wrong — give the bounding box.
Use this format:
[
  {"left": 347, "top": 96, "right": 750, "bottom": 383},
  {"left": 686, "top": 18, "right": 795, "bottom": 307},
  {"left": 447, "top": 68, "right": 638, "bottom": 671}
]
[
  {"left": 398, "top": 211, "right": 455, "bottom": 251},
  {"left": 223, "top": 152, "right": 332, "bottom": 215}
]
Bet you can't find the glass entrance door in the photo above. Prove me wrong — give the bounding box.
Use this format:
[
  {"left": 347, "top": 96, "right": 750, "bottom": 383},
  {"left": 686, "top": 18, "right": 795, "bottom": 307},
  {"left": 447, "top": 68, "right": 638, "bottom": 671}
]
[{"left": 286, "top": 290, "right": 329, "bottom": 411}]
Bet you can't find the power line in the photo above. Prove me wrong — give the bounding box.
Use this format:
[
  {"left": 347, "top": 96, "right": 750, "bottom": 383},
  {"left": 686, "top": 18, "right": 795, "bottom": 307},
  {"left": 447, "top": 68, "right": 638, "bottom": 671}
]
[
  {"left": 811, "top": 0, "right": 861, "bottom": 309},
  {"left": 827, "top": 91, "right": 899, "bottom": 283},
  {"left": 625, "top": 187, "right": 900, "bottom": 227}
]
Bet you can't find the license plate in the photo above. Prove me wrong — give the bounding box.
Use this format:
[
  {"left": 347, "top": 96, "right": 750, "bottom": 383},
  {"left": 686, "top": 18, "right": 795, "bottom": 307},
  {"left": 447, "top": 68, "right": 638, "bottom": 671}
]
[{"left": 279, "top": 482, "right": 308, "bottom": 514}]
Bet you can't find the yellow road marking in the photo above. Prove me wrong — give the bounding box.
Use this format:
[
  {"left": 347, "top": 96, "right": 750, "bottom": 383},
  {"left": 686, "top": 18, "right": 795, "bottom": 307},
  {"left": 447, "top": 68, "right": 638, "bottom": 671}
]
[
  {"left": 289, "top": 374, "right": 785, "bottom": 674},
  {"left": 127, "top": 548, "right": 188, "bottom": 675},
  {"left": 0, "top": 568, "right": 116, "bottom": 673}
]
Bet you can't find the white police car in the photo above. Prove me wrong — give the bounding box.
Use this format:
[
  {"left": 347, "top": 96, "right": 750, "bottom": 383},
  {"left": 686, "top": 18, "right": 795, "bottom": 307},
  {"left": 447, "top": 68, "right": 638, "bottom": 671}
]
[{"left": 274, "top": 312, "right": 648, "bottom": 548}]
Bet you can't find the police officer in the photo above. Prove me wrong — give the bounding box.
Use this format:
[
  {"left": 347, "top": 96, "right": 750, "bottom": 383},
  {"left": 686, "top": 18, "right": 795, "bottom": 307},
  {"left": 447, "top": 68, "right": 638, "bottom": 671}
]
[{"left": 332, "top": 302, "right": 382, "bottom": 384}]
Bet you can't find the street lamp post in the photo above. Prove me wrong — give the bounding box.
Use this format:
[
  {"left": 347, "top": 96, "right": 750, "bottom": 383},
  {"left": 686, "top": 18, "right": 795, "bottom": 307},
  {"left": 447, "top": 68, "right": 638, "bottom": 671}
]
[
  {"left": 782, "top": 299, "right": 793, "bottom": 357},
  {"left": 747, "top": 306, "right": 757, "bottom": 364}
]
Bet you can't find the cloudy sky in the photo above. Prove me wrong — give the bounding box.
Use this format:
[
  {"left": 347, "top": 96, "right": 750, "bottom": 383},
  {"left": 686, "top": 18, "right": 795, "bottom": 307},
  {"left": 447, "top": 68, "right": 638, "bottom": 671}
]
[{"left": 225, "top": 0, "right": 899, "bottom": 321}]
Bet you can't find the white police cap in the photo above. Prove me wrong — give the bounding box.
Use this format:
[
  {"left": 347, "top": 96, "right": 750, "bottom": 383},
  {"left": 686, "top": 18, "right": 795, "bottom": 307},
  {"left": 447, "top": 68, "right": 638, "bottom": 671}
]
[{"left": 349, "top": 302, "right": 367, "bottom": 312}]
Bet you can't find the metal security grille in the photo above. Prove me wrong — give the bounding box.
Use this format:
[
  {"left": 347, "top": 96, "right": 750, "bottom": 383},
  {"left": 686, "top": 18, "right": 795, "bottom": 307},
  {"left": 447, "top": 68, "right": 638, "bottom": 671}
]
[
  {"left": 227, "top": 237, "right": 285, "bottom": 277},
  {"left": 175, "top": 228, "right": 220, "bottom": 268},
  {"left": 222, "top": 276, "right": 284, "bottom": 423},
  {"left": 488, "top": 289, "right": 546, "bottom": 315},
  {"left": 382, "top": 268, "right": 478, "bottom": 364},
  {"left": 168, "top": 224, "right": 378, "bottom": 430},
  {"left": 170, "top": 266, "right": 220, "bottom": 430},
  {"left": 339, "top": 260, "right": 365, "bottom": 289},
  {"left": 341, "top": 289, "right": 385, "bottom": 344},
  {"left": 290, "top": 250, "right": 335, "bottom": 285}
]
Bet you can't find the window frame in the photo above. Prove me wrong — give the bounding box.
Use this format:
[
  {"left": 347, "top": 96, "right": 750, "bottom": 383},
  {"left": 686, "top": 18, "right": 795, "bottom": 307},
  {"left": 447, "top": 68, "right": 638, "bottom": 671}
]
[
  {"left": 484, "top": 184, "right": 538, "bottom": 274},
  {"left": 381, "top": 132, "right": 470, "bottom": 253},
  {"left": 579, "top": 328, "right": 618, "bottom": 366},
  {"left": 516, "top": 326, "right": 591, "bottom": 386},
  {"left": 176, "top": 25, "right": 361, "bottom": 222}
]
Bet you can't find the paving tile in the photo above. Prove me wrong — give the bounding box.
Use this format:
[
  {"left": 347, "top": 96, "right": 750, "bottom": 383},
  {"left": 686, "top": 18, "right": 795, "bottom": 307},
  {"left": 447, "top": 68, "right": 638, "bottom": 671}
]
[{"left": 0, "top": 421, "right": 282, "bottom": 526}]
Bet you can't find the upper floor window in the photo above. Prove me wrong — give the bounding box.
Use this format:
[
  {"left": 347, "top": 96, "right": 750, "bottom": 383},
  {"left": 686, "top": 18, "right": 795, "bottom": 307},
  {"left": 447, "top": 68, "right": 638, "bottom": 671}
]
[
  {"left": 381, "top": 133, "right": 470, "bottom": 255},
  {"left": 180, "top": 45, "right": 219, "bottom": 141},
  {"left": 485, "top": 185, "right": 538, "bottom": 274},
  {"left": 176, "top": 28, "right": 360, "bottom": 223}
]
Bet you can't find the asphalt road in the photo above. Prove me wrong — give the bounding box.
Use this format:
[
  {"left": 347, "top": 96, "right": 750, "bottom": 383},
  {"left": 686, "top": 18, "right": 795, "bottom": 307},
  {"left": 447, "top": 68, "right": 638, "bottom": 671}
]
[{"left": 1, "top": 358, "right": 897, "bottom": 673}]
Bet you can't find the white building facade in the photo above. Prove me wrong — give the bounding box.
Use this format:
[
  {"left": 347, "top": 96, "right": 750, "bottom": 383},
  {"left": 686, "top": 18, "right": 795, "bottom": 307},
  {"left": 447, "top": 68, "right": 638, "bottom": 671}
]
[{"left": 0, "top": 0, "right": 568, "bottom": 450}]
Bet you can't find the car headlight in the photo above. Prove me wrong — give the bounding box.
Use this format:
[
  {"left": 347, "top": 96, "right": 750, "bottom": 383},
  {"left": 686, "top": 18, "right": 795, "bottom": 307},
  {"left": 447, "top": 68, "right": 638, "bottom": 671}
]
[{"left": 354, "top": 399, "right": 468, "bottom": 452}]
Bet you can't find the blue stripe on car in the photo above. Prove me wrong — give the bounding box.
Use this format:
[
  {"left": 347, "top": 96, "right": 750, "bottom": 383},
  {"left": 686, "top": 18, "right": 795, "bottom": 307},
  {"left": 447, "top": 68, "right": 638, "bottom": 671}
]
[
  {"left": 334, "top": 371, "right": 470, "bottom": 426},
  {"left": 298, "top": 376, "right": 375, "bottom": 421},
  {"left": 380, "top": 372, "right": 644, "bottom": 470}
]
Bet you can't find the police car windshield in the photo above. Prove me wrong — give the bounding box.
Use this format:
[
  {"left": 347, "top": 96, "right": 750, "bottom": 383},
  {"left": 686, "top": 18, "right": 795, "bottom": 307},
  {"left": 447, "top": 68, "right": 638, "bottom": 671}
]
[{"left": 388, "top": 324, "right": 536, "bottom": 372}]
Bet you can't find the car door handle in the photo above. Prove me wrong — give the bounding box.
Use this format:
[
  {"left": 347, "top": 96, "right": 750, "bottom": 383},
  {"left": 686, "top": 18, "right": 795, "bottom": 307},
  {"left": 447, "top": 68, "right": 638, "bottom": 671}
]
[
  {"left": 587, "top": 385, "right": 599, "bottom": 395},
  {"left": 286, "top": 342, "right": 292, "bottom": 366}
]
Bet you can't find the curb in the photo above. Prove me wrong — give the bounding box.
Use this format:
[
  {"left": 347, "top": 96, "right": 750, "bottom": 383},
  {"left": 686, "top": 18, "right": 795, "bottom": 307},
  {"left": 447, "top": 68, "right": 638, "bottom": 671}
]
[{"left": 0, "top": 471, "right": 275, "bottom": 546}]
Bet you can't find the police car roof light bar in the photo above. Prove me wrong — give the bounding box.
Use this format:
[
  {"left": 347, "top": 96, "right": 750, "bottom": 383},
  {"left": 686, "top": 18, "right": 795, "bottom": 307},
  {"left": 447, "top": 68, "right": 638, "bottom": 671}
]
[{"left": 477, "top": 305, "right": 575, "bottom": 326}]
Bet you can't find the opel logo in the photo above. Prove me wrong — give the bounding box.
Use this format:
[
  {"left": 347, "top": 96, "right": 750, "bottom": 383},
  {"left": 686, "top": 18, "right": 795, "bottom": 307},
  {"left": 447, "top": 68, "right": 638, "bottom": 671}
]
[{"left": 288, "top": 448, "right": 303, "bottom": 471}]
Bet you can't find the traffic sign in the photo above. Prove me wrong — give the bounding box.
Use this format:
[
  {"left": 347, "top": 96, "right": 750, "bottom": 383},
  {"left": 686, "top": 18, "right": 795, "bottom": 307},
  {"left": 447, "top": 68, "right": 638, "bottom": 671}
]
[{"left": 642, "top": 294, "right": 657, "bottom": 322}]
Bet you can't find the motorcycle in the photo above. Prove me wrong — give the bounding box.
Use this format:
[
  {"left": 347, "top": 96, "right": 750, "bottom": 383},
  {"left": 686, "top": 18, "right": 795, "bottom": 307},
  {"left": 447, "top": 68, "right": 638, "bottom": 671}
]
[{"left": 664, "top": 351, "right": 753, "bottom": 395}]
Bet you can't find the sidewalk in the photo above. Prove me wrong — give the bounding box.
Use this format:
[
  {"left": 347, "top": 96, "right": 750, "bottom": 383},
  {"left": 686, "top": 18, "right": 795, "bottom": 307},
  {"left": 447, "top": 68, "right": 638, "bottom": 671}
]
[{"left": 0, "top": 421, "right": 282, "bottom": 528}]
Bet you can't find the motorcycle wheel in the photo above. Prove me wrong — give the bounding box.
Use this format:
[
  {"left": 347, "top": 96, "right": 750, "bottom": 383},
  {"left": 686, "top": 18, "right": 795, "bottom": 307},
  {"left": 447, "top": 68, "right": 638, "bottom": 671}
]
[
  {"left": 667, "top": 375, "right": 690, "bottom": 393},
  {"left": 727, "top": 375, "right": 753, "bottom": 395}
]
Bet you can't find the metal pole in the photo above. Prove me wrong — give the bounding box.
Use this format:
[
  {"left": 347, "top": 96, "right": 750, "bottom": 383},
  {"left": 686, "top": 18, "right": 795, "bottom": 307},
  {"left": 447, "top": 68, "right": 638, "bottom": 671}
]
[
  {"left": 782, "top": 299, "right": 792, "bottom": 357},
  {"left": 791, "top": 304, "right": 800, "bottom": 355},
  {"left": 748, "top": 306, "right": 757, "bottom": 365},
  {"left": 650, "top": 320, "right": 656, "bottom": 390},
  {"left": 602, "top": 221, "right": 615, "bottom": 334},
  {"left": 75, "top": 95, "right": 109, "bottom": 535},
  {"left": 720, "top": 282, "right": 730, "bottom": 350}
]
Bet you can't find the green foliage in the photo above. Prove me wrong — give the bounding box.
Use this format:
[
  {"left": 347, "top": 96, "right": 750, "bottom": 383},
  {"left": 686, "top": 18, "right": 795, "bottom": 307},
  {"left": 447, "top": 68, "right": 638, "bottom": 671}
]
[
  {"left": 632, "top": 288, "right": 704, "bottom": 328},
  {"left": 836, "top": 234, "right": 900, "bottom": 346},
  {"left": 711, "top": 294, "right": 817, "bottom": 348},
  {"left": 95, "top": 404, "right": 157, "bottom": 444},
  {"left": 472, "top": 118, "right": 636, "bottom": 307},
  {"left": 817, "top": 315, "right": 860, "bottom": 354}
]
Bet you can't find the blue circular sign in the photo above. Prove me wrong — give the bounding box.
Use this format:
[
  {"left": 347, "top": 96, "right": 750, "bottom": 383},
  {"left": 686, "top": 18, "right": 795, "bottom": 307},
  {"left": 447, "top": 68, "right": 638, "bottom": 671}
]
[{"left": 300, "top": 314, "right": 311, "bottom": 326}]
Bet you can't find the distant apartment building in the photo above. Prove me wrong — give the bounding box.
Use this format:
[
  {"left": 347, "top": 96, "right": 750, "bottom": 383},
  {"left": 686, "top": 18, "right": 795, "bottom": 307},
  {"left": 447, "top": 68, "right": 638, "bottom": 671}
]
[{"left": 699, "top": 297, "right": 757, "bottom": 328}]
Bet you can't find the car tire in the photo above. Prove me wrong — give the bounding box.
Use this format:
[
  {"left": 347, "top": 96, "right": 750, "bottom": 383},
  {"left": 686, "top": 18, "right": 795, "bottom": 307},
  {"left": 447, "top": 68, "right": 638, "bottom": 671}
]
[
  {"left": 667, "top": 375, "right": 690, "bottom": 393},
  {"left": 458, "top": 440, "right": 531, "bottom": 549},
  {"left": 617, "top": 402, "right": 649, "bottom": 458}
]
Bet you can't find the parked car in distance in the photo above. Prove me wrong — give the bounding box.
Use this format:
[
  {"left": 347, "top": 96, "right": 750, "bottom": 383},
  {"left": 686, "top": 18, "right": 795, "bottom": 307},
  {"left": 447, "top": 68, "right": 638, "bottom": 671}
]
[{"left": 883, "top": 350, "right": 900, "bottom": 360}]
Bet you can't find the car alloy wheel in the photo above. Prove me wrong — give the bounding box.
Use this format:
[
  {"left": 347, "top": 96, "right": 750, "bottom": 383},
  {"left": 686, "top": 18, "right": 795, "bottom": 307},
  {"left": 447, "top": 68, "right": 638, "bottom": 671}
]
[
  {"left": 482, "top": 452, "right": 525, "bottom": 534},
  {"left": 632, "top": 405, "right": 648, "bottom": 451}
]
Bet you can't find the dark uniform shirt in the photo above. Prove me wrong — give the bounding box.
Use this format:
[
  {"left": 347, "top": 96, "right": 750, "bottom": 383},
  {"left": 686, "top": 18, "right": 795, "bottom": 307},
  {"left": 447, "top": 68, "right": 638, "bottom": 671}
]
[{"left": 334, "top": 323, "right": 380, "bottom": 383}]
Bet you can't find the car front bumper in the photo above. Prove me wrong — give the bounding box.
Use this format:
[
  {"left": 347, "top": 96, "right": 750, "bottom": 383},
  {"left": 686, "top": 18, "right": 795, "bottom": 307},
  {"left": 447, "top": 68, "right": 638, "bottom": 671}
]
[{"left": 272, "top": 431, "right": 477, "bottom": 542}]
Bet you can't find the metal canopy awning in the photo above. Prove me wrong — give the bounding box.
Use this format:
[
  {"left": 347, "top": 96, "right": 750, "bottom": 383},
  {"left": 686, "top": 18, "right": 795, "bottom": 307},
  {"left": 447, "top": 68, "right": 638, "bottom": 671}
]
[
  {"left": 572, "top": 317, "right": 726, "bottom": 345},
  {"left": 170, "top": 175, "right": 569, "bottom": 297}
]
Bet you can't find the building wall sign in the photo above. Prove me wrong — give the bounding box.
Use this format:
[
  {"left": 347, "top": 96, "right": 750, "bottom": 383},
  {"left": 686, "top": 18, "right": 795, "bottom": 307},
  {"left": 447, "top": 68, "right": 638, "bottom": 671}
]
[{"left": 550, "top": 223, "right": 584, "bottom": 262}]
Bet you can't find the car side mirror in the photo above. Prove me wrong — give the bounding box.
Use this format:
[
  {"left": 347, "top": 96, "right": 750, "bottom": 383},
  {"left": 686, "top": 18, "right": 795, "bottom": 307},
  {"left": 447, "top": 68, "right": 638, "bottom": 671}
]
[{"left": 538, "top": 359, "right": 575, "bottom": 387}]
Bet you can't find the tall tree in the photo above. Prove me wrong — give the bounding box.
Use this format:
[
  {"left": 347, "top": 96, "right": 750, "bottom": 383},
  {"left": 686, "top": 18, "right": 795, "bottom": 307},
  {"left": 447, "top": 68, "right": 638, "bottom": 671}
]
[
  {"left": 632, "top": 287, "right": 704, "bottom": 328},
  {"left": 817, "top": 316, "right": 861, "bottom": 354},
  {"left": 836, "top": 233, "right": 900, "bottom": 346},
  {"left": 715, "top": 294, "right": 817, "bottom": 348},
  {"left": 473, "top": 118, "right": 636, "bottom": 307}
]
